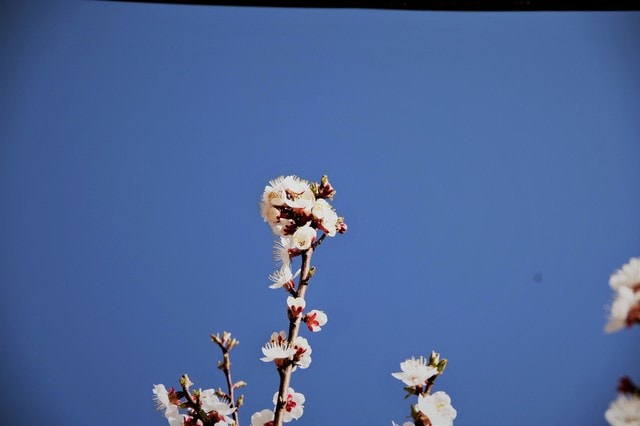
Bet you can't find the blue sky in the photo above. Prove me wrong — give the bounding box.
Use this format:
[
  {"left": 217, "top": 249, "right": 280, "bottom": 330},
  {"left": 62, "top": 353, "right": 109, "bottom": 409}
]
[{"left": 1, "top": 2, "right": 639, "bottom": 425}]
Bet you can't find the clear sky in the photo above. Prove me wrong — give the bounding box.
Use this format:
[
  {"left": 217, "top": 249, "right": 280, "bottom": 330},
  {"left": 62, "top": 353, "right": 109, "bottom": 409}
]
[{"left": 1, "top": 1, "right": 639, "bottom": 425}]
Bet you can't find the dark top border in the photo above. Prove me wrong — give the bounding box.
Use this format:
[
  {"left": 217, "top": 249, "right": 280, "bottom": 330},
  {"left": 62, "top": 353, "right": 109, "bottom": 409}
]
[{"left": 101, "top": 0, "right": 640, "bottom": 11}]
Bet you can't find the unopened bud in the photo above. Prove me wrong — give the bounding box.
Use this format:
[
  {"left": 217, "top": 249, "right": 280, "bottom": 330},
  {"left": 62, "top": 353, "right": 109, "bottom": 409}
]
[
  {"left": 437, "top": 359, "right": 448, "bottom": 373},
  {"left": 317, "top": 175, "right": 336, "bottom": 199},
  {"left": 180, "top": 374, "right": 193, "bottom": 389},
  {"left": 429, "top": 351, "right": 440, "bottom": 366},
  {"left": 337, "top": 218, "right": 348, "bottom": 234},
  {"left": 228, "top": 338, "right": 239, "bottom": 350},
  {"left": 211, "top": 333, "right": 222, "bottom": 345}
]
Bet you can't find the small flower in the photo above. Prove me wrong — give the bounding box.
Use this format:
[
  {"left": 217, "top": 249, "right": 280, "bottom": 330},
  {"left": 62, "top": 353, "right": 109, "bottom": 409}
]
[
  {"left": 311, "top": 198, "right": 339, "bottom": 237},
  {"left": 273, "top": 388, "right": 305, "bottom": 422},
  {"left": 605, "top": 393, "right": 640, "bottom": 426},
  {"left": 269, "top": 266, "right": 300, "bottom": 290},
  {"left": 291, "top": 336, "right": 312, "bottom": 369},
  {"left": 281, "top": 176, "right": 311, "bottom": 199},
  {"left": 415, "top": 391, "right": 457, "bottom": 426},
  {"left": 337, "top": 218, "right": 348, "bottom": 234},
  {"left": 269, "top": 330, "right": 287, "bottom": 345},
  {"left": 200, "top": 389, "right": 236, "bottom": 424},
  {"left": 304, "top": 310, "right": 328, "bottom": 332},
  {"left": 287, "top": 188, "right": 315, "bottom": 213},
  {"left": 610, "top": 258, "right": 640, "bottom": 291},
  {"left": 291, "top": 224, "right": 317, "bottom": 251},
  {"left": 273, "top": 237, "right": 294, "bottom": 267},
  {"left": 606, "top": 286, "right": 639, "bottom": 333},
  {"left": 392, "top": 356, "right": 439, "bottom": 387},
  {"left": 152, "top": 384, "right": 184, "bottom": 426},
  {"left": 287, "top": 296, "right": 306, "bottom": 318},
  {"left": 261, "top": 341, "right": 296, "bottom": 363},
  {"left": 251, "top": 409, "right": 274, "bottom": 426}
]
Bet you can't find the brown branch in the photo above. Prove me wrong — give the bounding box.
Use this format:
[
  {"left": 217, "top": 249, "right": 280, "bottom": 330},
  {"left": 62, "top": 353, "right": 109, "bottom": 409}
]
[
  {"left": 212, "top": 334, "right": 241, "bottom": 426},
  {"left": 221, "top": 353, "right": 239, "bottom": 426},
  {"left": 273, "top": 247, "right": 314, "bottom": 426}
]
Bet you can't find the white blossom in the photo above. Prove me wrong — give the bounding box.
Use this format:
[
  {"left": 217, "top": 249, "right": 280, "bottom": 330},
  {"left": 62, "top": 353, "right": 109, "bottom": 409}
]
[
  {"left": 269, "top": 330, "right": 287, "bottom": 344},
  {"left": 292, "top": 336, "right": 312, "bottom": 369},
  {"left": 269, "top": 265, "right": 300, "bottom": 290},
  {"left": 260, "top": 176, "right": 314, "bottom": 236},
  {"left": 416, "top": 391, "right": 457, "bottom": 426},
  {"left": 291, "top": 224, "right": 317, "bottom": 250},
  {"left": 199, "top": 389, "right": 236, "bottom": 424},
  {"left": 251, "top": 409, "right": 275, "bottom": 426},
  {"left": 152, "top": 384, "right": 184, "bottom": 426},
  {"left": 606, "top": 286, "right": 638, "bottom": 333},
  {"left": 605, "top": 394, "right": 640, "bottom": 426},
  {"left": 392, "top": 356, "right": 439, "bottom": 386},
  {"left": 273, "top": 388, "right": 305, "bottom": 422},
  {"left": 287, "top": 296, "right": 306, "bottom": 317},
  {"left": 286, "top": 187, "right": 315, "bottom": 213},
  {"left": 610, "top": 258, "right": 640, "bottom": 291},
  {"left": 261, "top": 341, "right": 296, "bottom": 362},
  {"left": 273, "top": 237, "right": 294, "bottom": 267},
  {"left": 311, "top": 198, "right": 339, "bottom": 236},
  {"left": 304, "top": 310, "right": 328, "bottom": 332},
  {"left": 281, "top": 175, "right": 311, "bottom": 199}
]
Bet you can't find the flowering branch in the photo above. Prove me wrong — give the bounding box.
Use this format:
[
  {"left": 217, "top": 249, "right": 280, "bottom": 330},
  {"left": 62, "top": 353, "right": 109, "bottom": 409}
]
[
  {"left": 256, "top": 174, "right": 345, "bottom": 425},
  {"left": 392, "top": 352, "right": 456, "bottom": 426},
  {"left": 212, "top": 332, "right": 244, "bottom": 426},
  {"left": 152, "top": 334, "right": 241, "bottom": 426},
  {"left": 151, "top": 174, "right": 462, "bottom": 425},
  {"left": 273, "top": 247, "right": 314, "bottom": 425}
]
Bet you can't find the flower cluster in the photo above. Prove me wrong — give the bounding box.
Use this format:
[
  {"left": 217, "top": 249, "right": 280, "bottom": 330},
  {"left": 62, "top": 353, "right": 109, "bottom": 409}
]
[
  {"left": 605, "top": 257, "right": 640, "bottom": 333},
  {"left": 261, "top": 175, "right": 346, "bottom": 293},
  {"left": 152, "top": 333, "right": 244, "bottom": 426},
  {"left": 153, "top": 378, "right": 236, "bottom": 426},
  {"left": 255, "top": 175, "right": 346, "bottom": 425},
  {"left": 392, "top": 352, "right": 456, "bottom": 426},
  {"left": 605, "top": 377, "right": 640, "bottom": 426},
  {"left": 260, "top": 175, "right": 345, "bottom": 239}
]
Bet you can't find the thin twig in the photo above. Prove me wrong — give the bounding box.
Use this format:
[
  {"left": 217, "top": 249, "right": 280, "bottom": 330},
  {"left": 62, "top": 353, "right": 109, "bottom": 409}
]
[
  {"left": 221, "top": 352, "right": 239, "bottom": 426},
  {"left": 273, "top": 246, "right": 314, "bottom": 425}
]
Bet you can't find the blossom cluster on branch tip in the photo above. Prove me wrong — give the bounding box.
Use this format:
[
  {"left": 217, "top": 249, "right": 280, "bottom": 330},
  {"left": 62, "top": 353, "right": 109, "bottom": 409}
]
[
  {"left": 260, "top": 175, "right": 345, "bottom": 239},
  {"left": 153, "top": 383, "right": 236, "bottom": 426},
  {"left": 605, "top": 257, "right": 640, "bottom": 333},
  {"left": 392, "top": 352, "right": 456, "bottom": 426},
  {"left": 261, "top": 175, "right": 346, "bottom": 292}
]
